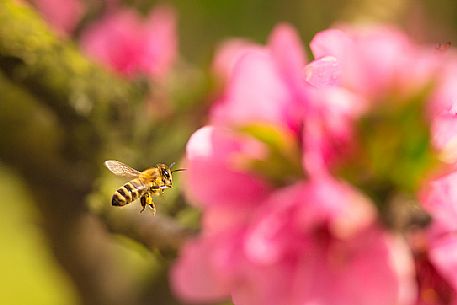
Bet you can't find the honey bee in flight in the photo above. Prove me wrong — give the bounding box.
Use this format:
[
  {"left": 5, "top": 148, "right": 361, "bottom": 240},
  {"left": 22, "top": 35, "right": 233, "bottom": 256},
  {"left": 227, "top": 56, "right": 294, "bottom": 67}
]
[{"left": 104, "top": 160, "right": 185, "bottom": 215}]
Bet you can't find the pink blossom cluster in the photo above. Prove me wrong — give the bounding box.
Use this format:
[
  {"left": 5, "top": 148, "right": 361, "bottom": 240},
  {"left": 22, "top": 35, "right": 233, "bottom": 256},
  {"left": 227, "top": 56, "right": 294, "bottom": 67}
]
[
  {"left": 30, "top": 0, "right": 177, "bottom": 79},
  {"left": 172, "top": 24, "right": 457, "bottom": 305},
  {"left": 80, "top": 6, "right": 176, "bottom": 79}
]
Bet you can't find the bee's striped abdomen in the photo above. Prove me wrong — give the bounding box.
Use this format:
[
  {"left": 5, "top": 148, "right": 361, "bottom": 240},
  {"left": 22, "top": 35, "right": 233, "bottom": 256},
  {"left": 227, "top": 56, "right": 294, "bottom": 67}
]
[{"left": 112, "top": 179, "right": 146, "bottom": 206}]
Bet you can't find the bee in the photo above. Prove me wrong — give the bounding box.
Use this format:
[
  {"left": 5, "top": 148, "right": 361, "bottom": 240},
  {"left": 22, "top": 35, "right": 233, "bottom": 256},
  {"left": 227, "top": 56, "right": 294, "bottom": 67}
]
[{"left": 104, "top": 160, "right": 185, "bottom": 215}]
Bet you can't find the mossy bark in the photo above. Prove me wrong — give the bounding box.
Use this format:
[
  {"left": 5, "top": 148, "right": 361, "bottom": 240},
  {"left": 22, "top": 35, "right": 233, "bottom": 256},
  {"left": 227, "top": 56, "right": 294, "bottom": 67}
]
[{"left": 0, "top": 1, "right": 191, "bottom": 305}]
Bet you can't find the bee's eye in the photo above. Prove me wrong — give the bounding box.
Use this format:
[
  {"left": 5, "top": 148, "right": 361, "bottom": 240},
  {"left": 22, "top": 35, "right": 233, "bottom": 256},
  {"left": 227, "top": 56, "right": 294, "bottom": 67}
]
[{"left": 163, "top": 169, "right": 170, "bottom": 179}]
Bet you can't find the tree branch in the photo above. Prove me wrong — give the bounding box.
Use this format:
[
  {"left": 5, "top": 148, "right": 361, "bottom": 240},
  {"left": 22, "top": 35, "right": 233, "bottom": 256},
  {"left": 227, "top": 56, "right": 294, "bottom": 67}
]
[
  {"left": 0, "top": 2, "right": 192, "bottom": 305},
  {"left": 101, "top": 208, "right": 193, "bottom": 253},
  {"left": 0, "top": 0, "right": 143, "bottom": 129}
]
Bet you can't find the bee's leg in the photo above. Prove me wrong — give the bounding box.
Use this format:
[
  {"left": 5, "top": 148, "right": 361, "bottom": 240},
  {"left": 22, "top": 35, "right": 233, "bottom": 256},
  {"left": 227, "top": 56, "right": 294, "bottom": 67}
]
[
  {"left": 140, "top": 193, "right": 149, "bottom": 213},
  {"left": 140, "top": 196, "right": 146, "bottom": 213},
  {"left": 140, "top": 192, "right": 156, "bottom": 215},
  {"left": 150, "top": 186, "right": 163, "bottom": 195},
  {"left": 147, "top": 201, "right": 156, "bottom": 216}
]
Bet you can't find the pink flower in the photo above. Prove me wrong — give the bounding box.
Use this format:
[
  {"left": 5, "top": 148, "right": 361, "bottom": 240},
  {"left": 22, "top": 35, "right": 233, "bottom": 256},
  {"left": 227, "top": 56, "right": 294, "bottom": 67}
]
[
  {"left": 184, "top": 126, "right": 272, "bottom": 209},
  {"left": 31, "top": 0, "right": 84, "bottom": 35},
  {"left": 210, "top": 26, "right": 305, "bottom": 132},
  {"left": 172, "top": 23, "right": 416, "bottom": 305},
  {"left": 210, "top": 48, "right": 300, "bottom": 129},
  {"left": 81, "top": 6, "right": 176, "bottom": 78},
  {"left": 309, "top": 24, "right": 454, "bottom": 194},
  {"left": 173, "top": 179, "right": 416, "bottom": 305},
  {"left": 418, "top": 172, "right": 457, "bottom": 304},
  {"left": 209, "top": 24, "right": 360, "bottom": 176},
  {"left": 212, "top": 39, "right": 263, "bottom": 82},
  {"left": 310, "top": 25, "right": 438, "bottom": 101},
  {"left": 308, "top": 24, "right": 457, "bottom": 304},
  {"left": 142, "top": 6, "right": 177, "bottom": 77},
  {"left": 301, "top": 86, "right": 363, "bottom": 176}
]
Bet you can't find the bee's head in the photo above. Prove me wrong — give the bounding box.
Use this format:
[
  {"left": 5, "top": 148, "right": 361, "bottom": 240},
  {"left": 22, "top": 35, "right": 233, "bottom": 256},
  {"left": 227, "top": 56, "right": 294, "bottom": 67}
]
[
  {"left": 157, "top": 162, "right": 186, "bottom": 189},
  {"left": 158, "top": 164, "right": 173, "bottom": 187}
]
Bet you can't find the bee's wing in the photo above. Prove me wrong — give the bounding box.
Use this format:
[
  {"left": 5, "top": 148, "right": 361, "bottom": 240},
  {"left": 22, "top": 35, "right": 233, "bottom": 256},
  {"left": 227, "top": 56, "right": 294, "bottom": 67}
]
[{"left": 104, "top": 160, "right": 141, "bottom": 178}]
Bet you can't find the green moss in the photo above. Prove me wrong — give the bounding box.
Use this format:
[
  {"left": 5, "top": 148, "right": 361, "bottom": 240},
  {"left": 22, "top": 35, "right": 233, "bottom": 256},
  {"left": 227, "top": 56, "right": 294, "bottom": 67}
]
[{"left": 0, "top": 0, "right": 140, "bottom": 129}]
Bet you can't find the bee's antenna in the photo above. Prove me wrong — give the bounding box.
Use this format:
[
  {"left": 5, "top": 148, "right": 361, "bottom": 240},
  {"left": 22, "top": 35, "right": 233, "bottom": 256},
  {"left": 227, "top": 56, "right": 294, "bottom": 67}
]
[
  {"left": 171, "top": 168, "right": 186, "bottom": 173},
  {"left": 169, "top": 161, "right": 185, "bottom": 173}
]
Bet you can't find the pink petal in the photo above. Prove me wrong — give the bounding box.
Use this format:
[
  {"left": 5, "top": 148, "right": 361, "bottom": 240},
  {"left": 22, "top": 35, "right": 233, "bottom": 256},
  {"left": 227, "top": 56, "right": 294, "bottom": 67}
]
[
  {"left": 213, "top": 39, "right": 263, "bottom": 81},
  {"left": 142, "top": 5, "right": 177, "bottom": 77},
  {"left": 32, "top": 0, "right": 84, "bottom": 35},
  {"left": 244, "top": 179, "right": 374, "bottom": 264},
  {"left": 258, "top": 228, "right": 414, "bottom": 305},
  {"left": 268, "top": 23, "right": 309, "bottom": 102},
  {"left": 310, "top": 28, "right": 352, "bottom": 66},
  {"left": 184, "top": 126, "right": 272, "bottom": 208},
  {"left": 327, "top": 229, "right": 415, "bottom": 305},
  {"left": 418, "top": 180, "right": 457, "bottom": 304},
  {"left": 428, "top": 232, "right": 457, "bottom": 292},
  {"left": 171, "top": 232, "right": 242, "bottom": 302},
  {"left": 304, "top": 56, "right": 341, "bottom": 88},
  {"left": 420, "top": 171, "right": 457, "bottom": 231},
  {"left": 432, "top": 116, "right": 457, "bottom": 163},
  {"left": 302, "top": 87, "right": 364, "bottom": 175},
  {"left": 81, "top": 7, "right": 176, "bottom": 78},
  {"left": 269, "top": 23, "right": 307, "bottom": 72},
  {"left": 202, "top": 204, "right": 254, "bottom": 234},
  {"left": 210, "top": 49, "right": 299, "bottom": 130},
  {"left": 243, "top": 183, "right": 308, "bottom": 264},
  {"left": 231, "top": 258, "right": 298, "bottom": 305},
  {"left": 421, "top": 171, "right": 457, "bottom": 294},
  {"left": 81, "top": 10, "right": 144, "bottom": 76},
  {"left": 430, "top": 60, "right": 457, "bottom": 158},
  {"left": 310, "top": 26, "right": 418, "bottom": 98},
  {"left": 239, "top": 223, "right": 414, "bottom": 305}
]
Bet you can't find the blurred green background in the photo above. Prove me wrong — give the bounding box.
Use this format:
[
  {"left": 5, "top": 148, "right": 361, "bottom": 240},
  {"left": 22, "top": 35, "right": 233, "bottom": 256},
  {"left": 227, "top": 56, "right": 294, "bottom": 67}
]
[
  {"left": 0, "top": 166, "right": 77, "bottom": 305},
  {"left": 1, "top": 0, "right": 457, "bottom": 304}
]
